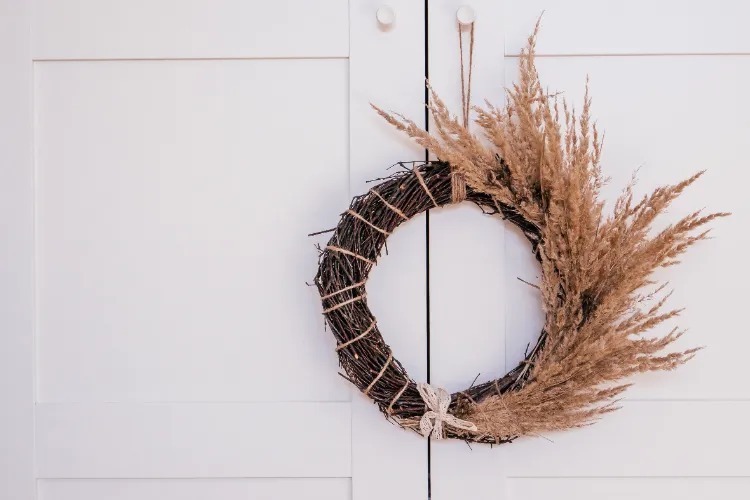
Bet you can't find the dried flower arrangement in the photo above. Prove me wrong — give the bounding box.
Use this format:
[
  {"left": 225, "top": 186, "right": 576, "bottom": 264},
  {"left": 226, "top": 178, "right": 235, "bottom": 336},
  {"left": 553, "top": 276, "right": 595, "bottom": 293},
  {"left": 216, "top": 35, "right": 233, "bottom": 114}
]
[{"left": 313, "top": 25, "right": 729, "bottom": 444}]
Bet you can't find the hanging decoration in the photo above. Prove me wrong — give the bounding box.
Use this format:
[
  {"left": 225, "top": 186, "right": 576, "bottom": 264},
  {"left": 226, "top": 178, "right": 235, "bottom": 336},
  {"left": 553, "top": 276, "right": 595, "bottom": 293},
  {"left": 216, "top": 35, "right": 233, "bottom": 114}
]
[{"left": 313, "top": 22, "right": 728, "bottom": 443}]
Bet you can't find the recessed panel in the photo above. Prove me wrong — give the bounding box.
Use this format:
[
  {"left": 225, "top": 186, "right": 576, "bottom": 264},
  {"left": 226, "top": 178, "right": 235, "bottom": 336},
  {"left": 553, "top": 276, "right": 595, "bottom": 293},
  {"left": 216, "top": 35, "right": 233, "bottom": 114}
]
[
  {"left": 506, "top": 0, "right": 750, "bottom": 55},
  {"left": 504, "top": 55, "right": 750, "bottom": 399},
  {"left": 36, "top": 402, "right": 351, "bottom": 478},
  {"left": 35, "top": 59, "right": 349, "bottom": 403}
]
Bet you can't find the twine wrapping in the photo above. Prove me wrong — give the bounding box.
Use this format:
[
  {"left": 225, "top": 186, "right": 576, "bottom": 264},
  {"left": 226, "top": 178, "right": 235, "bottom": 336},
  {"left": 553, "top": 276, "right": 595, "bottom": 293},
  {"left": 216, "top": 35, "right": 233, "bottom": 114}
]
[
  {"left": 451, "top": 172, "right": 467, "bottom": 203},
  {"left": 458, "top": 22, "right": 475, "bottom": 129},
  {"left": 335, "top": 318, "right": 377, "bottom": 351},
  {"left": 365, "top": 352, "right": 393, "bottom": 395},
  {"left": 370, "top": 189, "right": 408, "bottom": 220},
  {"left": 417, "top": 382, "right": 478, "bottom": 440},
  {"left": 413, "top": 165, "right": 438, "bottom": 207},
  {"left": 449, "top": 20, "right": 475, "bottom": 204}
]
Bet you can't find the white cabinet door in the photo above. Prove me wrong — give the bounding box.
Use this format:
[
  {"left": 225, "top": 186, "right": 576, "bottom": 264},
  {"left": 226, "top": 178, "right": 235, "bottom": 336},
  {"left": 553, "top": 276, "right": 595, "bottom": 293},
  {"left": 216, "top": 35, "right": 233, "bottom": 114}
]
[
  {"left": 427, "top": 1, "right": 750, "bottom": 499},
  {"left": 1, "top": 1, "right": 429, "bottom": 499}
]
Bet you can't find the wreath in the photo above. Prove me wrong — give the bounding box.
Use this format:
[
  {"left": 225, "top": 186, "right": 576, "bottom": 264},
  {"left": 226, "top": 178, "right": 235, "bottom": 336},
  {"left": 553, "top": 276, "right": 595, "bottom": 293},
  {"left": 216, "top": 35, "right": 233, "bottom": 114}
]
[{"left": 314, "top": 27, "right": 728, "bottom": 444}]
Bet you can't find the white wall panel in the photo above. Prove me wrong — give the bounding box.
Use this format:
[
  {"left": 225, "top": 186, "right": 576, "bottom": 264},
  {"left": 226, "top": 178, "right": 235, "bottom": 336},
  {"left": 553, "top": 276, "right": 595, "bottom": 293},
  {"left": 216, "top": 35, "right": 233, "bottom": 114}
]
[
  {"left": 39, "top": 479, "right": 350, "bottom": 500},
  {"left": 35, "top": 59, "right": 349, "bottom": 403},
  {"left": 36, "top": 402, "right": 351, "bottom": 478},
  {"left": 0, "top": 0, "right": 34, "bottom": 499},
  {"left": 33, "top": 0, "right": 349, "bottom": 60},
  {"left": 506, "top": 0, "right": 750, "bottom": 56},
  {"left": 504, "top": 55, "right": 748, "bottom": 399},
  {"left": 508, "top": 478, "right": 750, "bottom": 500},
  {"left": 349, "top": 2, "right": 428, "bottom": 499}
]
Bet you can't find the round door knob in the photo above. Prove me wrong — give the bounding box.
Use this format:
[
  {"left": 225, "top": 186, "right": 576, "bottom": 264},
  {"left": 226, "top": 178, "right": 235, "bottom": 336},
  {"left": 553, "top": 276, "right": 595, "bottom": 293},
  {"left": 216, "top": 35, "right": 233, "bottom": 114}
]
[
  {"left": 456, "top": 5, "right": 476, "bottom": 25},
  {"left": 376, "top": 6, "right": 395, "bottom": 28}
]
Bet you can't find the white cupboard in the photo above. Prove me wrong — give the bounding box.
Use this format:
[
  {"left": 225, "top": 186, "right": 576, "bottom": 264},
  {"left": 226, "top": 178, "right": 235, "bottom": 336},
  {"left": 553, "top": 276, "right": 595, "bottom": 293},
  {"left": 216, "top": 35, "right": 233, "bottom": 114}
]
[{"left": 2, "top": 1, "right": 749, "bottom": 499}]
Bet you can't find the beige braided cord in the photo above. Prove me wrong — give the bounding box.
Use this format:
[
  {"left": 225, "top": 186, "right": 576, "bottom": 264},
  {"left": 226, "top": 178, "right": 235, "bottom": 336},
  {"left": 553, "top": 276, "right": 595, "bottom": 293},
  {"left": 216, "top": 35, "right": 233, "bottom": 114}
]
[
  {"left": 322, "top": 294, "right": 367, "bottom": 314},
  {"left": 326, "top": 245, "right": 375, "bottom": 265},
  {"left": 320, "top": 280, "right": 367, "bottom": 300},
  {"left": 335, "top": 318, "right": 377, "bottom": 351},
  {"left": 450, "top": 17, "right": 475, "bottom": 204},
  {"left": 347, "top": 209, "right": 391, "bottom": 235},
  {"left": 387, "top": 378, "right": 412, "bottom": 415},
  {"left": 369, "top": 189, "right": 408, "bottom": 220},
  {"left": 364, "top": 352, "right": 393, "bottom": 395},
  {"left": 413, "top": 165, "right": 439, "bottom": 208}
]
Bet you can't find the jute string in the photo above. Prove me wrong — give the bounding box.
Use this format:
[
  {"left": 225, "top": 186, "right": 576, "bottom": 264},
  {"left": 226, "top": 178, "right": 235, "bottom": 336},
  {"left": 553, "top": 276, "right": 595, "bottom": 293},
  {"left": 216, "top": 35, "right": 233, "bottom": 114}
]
[
  {"left": 413, "top": 165, "right": 438, "bottom": 208},
  {"left": 326, "top": 245, "right": 375, "bottom": 265},
  {"left": 322, "top": 294, "right": 366, "bottom": 314},
  {"left": 450, "top": 21, "right": 475, "bottom": 204},
  {"left": 458, "top": 22, "right": 475, "bottom": 129},
  {"left": 335, "top": 318, "right": 377, "bottom": 351},
  {"left": 370, "top": 189, "right": 408, "bottom": 220},
  {"left": 387, "top": 379, "right": 411, "bottom": 415},
  {"left": 347, "top": 210, "right": 390, "bottom": 235},
  {"left": 364, "top": 351, "right": 393, "bottom": 395},
  {"left": 321, "top": 279, "right": 367, "bottom": 300}
]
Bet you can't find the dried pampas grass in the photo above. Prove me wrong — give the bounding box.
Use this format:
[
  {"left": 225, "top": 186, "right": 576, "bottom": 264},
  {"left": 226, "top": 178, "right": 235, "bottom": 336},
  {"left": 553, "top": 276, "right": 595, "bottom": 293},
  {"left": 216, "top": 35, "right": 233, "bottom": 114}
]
[{"left": 315, "top": 23, "right": 728, "bottom": 443}]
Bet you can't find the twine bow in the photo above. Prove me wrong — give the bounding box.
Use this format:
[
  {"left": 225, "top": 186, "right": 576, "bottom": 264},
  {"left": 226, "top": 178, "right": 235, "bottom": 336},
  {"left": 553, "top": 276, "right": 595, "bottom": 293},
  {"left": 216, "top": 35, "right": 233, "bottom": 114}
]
[{"left": 416, "top": 383, "right": 478, "bottom": 439}]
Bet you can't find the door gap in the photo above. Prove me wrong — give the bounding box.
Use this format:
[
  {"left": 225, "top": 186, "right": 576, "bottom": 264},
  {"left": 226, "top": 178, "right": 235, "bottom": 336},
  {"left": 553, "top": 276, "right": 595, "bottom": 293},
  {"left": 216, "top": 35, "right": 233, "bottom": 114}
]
[{"left": 424, "top": 1, "right": 432, "bottom": 499}]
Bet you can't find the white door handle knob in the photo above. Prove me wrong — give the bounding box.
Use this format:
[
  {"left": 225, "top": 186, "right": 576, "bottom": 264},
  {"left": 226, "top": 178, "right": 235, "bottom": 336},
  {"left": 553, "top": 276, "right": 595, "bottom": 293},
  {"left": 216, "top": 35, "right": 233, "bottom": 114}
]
[
  {"left": 376, "top": 6, "right": 395, "bottom": 28},
  {"left": 456, "top": 5, "right": 476, "bottom": 25}
]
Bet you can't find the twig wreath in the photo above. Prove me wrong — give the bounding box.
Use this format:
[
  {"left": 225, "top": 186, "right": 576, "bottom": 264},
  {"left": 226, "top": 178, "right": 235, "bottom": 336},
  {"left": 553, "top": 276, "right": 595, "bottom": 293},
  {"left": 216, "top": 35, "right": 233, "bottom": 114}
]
[{"left": 314, "top": 25, "right": 729, "bottom": 444}]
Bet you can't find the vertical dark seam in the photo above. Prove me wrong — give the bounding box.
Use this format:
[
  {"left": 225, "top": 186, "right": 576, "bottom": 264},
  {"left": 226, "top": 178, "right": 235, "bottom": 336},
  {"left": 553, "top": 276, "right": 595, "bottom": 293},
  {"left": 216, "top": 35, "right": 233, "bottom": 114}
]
[{"left": 424, "top": 1, "right": 432, "bottom": 499}]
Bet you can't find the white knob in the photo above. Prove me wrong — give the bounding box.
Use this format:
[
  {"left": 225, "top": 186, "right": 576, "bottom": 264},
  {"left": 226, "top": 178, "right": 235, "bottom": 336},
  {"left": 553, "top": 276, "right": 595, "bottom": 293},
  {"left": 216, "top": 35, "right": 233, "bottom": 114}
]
[
  {"left": 376, "top": 6, "right": 395, "bottom": 28},
  {"left": 456, "top": 5, "right": 476, "bottom": 25}
]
